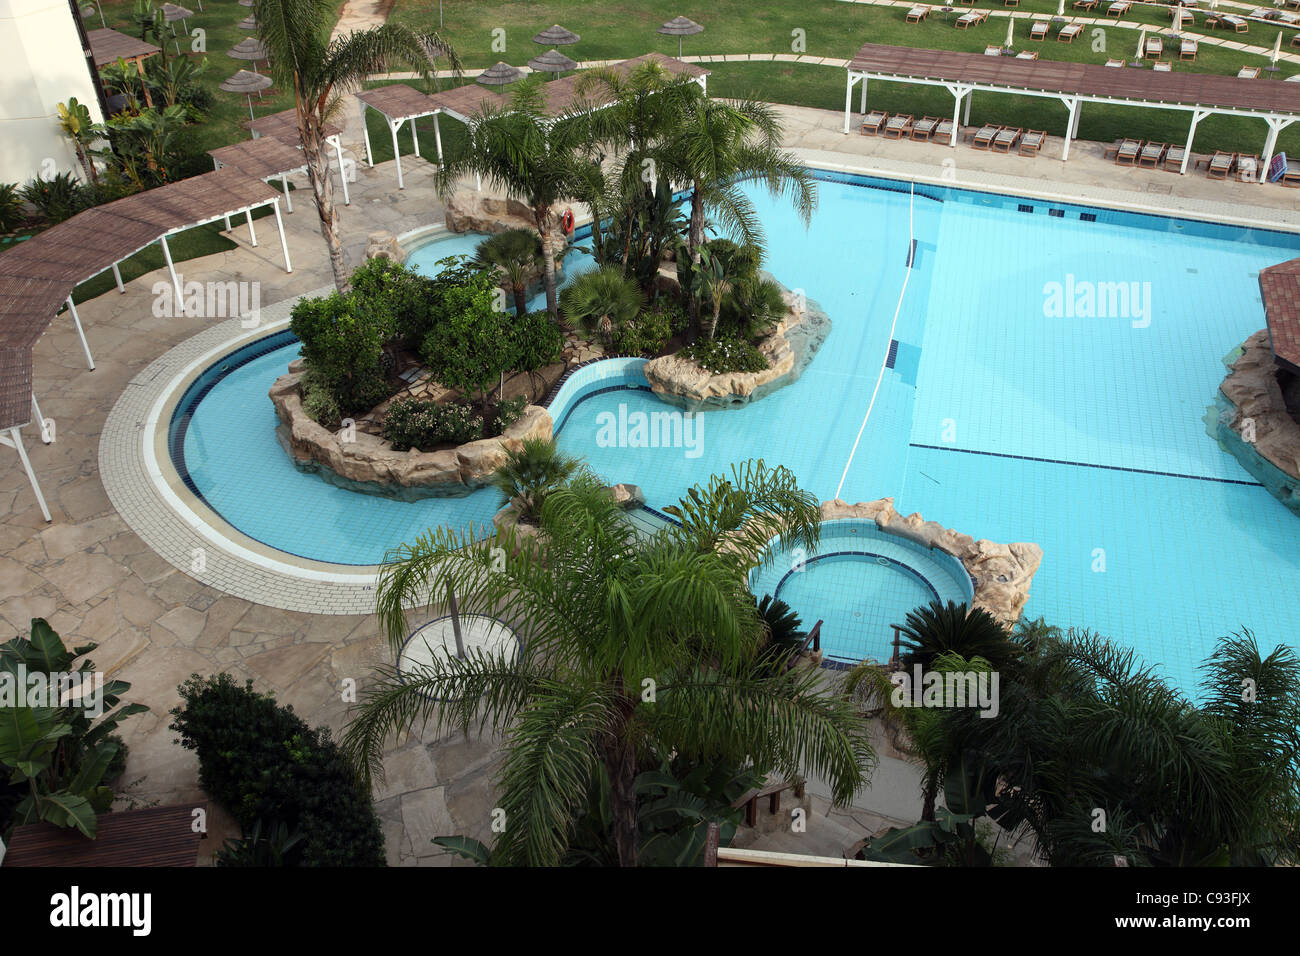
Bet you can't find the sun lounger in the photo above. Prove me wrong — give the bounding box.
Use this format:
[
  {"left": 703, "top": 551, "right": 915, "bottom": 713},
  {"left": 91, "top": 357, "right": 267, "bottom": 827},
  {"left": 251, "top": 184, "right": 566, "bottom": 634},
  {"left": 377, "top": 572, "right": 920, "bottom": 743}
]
[
  {"left": 1145, "top": 36, "right": 1163, "bottom": 58},
  {"left": 906, "top": 5, "right": 929, "bottom": 22},
  {"left": 1105, "top": 58, "right": 1125, "bottom": 67},
  {"left": 1281, "top": 12, "right": 1300, "bottom": 25},
  {"left": 911, "top": 116, "right": 941, "bottom": 140},
  {"left": 1029, "top": 20, "right": 1049, "bottom": 39},
  {"left": 861, "top": 109, "right": 888, "bottom": 135},
  {"left": 1181, "top": 37, "right": 1198, "bottom": 59},
  {"left": 932, "top": 119, "right": 956, "bottom": 145},
  {"left": 955, "top": 10, "right": 988, "bottom": 27},
  {"left": 1222, "top": 14, "right": 1248, "bottom": 31},
  {"left": 992, "top": 127, "right": 1023, "bottom": 152},
  {"left": 1114, "top": 138, "right": 1143, "bottom": 165},
  {"left": 1293, "top": 33, "right": 1300, "bottom": 48},
  {"left": 985, "top": 44, "right": 1003, "bottom": 55},
  {"left": 1152, "top": 61, "right": 1172, "bottom": 71},
  {"left": 1016, "top": 50, "right": 1039, "bottom": 59},
  {"left": 1206, "top": 150, "right": 1233, "bottom": 179},
  {"left": 1235, "top": 154, "right": 1261, "bottom": 182},
  {"left": 1019, "top": 130, "right": 1046, "bottom": 156},
  {"left": 1172, "top": 8, "right": 1194, "bottom": 26},
  {"left": 884, "top": 113, "right": 914, "bottom": 138},
  {"left": 1058, "top": 23, "right": 1083, "bottom": 41},
  {"left": 1163, "top": 145, "right": 1186, "bottom": 171},
  {"left": 1138, "top": 142, "right": 1167, "bottom": 167},
  {"left": 972, "top": 124, "right": 1001, "bottom": 149},
  {"left": 1003, "top": 0, "right": 1020, "bottom": 6},
  {"left": 1287, "top": 0, "right": 1300, "bottom": 9},
  {"left": 1281, "top": 164, "right": 1300, "bottom": 187},
  {"left": 1238, "top": 65, "right": 1261, "bottom": 78},
  {"left": 1107, "top": 1, "right": 1132, "bottom": 17},
  {"left": 1073, "top": 0, "right": 1098, "bottom": 9}
]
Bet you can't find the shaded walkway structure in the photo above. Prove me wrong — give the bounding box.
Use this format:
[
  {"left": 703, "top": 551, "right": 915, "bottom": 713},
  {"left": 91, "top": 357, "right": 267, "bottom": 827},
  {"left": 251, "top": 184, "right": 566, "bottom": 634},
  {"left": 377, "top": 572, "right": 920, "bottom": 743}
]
[{"left": 845, "top": 42, "right": 1300, "bottom": 176}]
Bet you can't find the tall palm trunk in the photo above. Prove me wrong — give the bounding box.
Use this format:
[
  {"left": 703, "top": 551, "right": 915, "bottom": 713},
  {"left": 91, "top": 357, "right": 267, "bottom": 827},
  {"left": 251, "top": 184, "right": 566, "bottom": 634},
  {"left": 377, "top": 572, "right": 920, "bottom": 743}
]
[
  {"left": 600, "top": 696, "right": 639, "bottom": 867},
  {"left": 511, "top": 282, "right": 529, "bottom": 317},
  {"left": 298, "top": 101, "right": 348, "bottom": 291},
  {"left": 535, "top": 207, "right": 558, "bottom": 316},
  {"left": 687, "top": 186, "right": 706, "bottom": 326}
]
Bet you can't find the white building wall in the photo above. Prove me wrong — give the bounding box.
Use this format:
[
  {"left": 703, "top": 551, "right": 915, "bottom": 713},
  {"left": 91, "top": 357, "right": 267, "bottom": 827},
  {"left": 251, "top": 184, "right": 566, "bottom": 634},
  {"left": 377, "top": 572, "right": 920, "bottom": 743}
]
[{"left": 0, "top": 0, "right": 104, "bottom": 187}]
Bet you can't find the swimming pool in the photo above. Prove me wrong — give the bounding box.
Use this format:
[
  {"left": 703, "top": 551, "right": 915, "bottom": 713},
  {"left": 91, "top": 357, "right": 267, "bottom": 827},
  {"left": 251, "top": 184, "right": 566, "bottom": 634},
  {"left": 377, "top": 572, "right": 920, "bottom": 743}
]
[{"left": 173, "top": 171, "right": 1300, "bottom": 691}]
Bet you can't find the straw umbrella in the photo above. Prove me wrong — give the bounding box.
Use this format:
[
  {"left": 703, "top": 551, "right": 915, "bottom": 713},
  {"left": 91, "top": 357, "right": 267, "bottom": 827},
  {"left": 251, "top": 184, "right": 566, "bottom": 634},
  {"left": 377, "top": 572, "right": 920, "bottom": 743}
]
[
  {"left": 1135, "top": 26, "right": 1147, "bottom": 62},
  {"left": 228, "top": 37, "right": 270, "bottom": 73},
  {"left": 1273, "top": 31, "right": 1284, "bottom": 67},
  {"left": 237, "top": 14, "right": 257, "bottom": 30},
  {"left": 220, "top": 69, "right": 273, "bottom": 122},
  {"left": 532, "top": 24, "right": 580, "bottom": 48},
  {"left": 161, "top": 2, "right": 192, "bottom": 34},
  {"left": 477, "top": 61, "right": 523, "bottom": 86},
  {"left": 1005, "top": 14, "right": 1015, "bottom": 51},
  {"left": 658, "top": 15, "right": 704, "bottom": 58},
  {"left": 528, "top": 48, "right": 578, "bottom": 81},
  {"left": 1056, "top": 0, "right": 1065, "bottom": 16}
]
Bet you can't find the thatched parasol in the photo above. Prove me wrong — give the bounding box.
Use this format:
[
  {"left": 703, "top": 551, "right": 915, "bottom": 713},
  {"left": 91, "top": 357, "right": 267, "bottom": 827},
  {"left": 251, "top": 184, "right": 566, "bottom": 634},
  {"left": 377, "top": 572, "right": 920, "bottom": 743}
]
[
  {"left": 533, "top": 24, "right": 580, "bottom": 46},
  {"left": 220, "top": 69, "right": 273, "bottom": 121},
  {"left": 477, "top": 61, "right": 523, "bottom": 86},
  {"left": 528, "top": 48, "right": 578, "bottom": 79},
  {"left": 658, "top": 16, "right": 703, "bottom": 58}
]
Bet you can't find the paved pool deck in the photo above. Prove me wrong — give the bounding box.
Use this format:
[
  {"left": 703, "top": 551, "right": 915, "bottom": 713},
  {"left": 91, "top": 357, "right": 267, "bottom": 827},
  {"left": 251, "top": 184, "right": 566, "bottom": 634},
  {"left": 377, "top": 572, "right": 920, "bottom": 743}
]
[{"left": 2, "top": 100, "right": 1296, "bottom": 864}]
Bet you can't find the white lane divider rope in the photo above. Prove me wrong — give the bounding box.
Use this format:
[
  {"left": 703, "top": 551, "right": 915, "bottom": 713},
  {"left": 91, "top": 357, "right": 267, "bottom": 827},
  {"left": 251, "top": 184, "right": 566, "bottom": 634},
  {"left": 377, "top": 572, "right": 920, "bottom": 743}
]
[{"left": 834, "top": 180, "right": 916, "bottom": 501}]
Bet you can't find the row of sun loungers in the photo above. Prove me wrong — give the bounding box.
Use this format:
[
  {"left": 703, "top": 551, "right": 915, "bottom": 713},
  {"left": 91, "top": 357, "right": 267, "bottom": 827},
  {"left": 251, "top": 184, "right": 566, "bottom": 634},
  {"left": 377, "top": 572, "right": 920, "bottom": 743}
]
[
  {"left": 861, "top": 113, "right": 1044, "bottom": 156},
  {"left": 1205, "top": 14, "right": 1249, "bottom": 32},
  {"left": 955, "top": 10, "right": 988, "bottom": 28}
]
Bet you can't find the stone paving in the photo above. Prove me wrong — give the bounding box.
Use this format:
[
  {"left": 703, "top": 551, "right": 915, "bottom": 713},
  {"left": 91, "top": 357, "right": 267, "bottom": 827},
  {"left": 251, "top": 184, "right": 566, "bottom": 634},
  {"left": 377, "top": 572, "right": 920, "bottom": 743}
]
[{"left": 4, "top": 98, "right": 1300, "bottom": 865}]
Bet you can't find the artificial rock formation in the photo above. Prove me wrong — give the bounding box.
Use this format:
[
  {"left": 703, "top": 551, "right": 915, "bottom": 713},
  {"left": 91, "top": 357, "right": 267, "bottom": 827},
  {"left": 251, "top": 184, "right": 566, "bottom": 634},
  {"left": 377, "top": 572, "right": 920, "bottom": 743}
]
[
  {"left": 1215, "top": 329, "right": 1300, "bottom": 514},
  {"left": 819, "top": 498, "right": 1044, "bottom": 626},
  {"left": 268, "top": 365, "right": 553, "bottom": 498},
  {"left": 642, "top": 279, "right": 831, "bottom": 410},
  {"left": 363, "top": 231, "right": 406, "bottom": 263}
]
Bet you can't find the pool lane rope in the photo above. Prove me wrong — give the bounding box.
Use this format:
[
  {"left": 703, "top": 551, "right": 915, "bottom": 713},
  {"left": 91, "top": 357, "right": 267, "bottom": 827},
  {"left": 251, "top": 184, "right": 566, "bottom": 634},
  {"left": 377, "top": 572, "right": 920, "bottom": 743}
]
[{"left": 834, "top": 180, "right": 916, "bottom": 501}]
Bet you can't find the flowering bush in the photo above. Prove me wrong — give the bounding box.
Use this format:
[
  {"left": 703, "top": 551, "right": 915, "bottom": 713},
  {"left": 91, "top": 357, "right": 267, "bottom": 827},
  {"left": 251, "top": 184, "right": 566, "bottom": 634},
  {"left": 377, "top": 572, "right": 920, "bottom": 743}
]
[
  {"left": 682, "top": 336, "right": 769, "bottom": 374},
  {"left": 382, "top": 397, "right": 484, "bottom": 450}
]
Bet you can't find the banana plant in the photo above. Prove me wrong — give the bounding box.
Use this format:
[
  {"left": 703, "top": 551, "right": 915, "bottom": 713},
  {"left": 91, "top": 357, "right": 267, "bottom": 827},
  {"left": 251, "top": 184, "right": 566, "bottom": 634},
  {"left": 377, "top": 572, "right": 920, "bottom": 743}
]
[
  {"left": 0, "top": 619, "right": 148, "bottom": 839},
  {"left": 56, "top": 97, "right": 104, "bottom": 185}
]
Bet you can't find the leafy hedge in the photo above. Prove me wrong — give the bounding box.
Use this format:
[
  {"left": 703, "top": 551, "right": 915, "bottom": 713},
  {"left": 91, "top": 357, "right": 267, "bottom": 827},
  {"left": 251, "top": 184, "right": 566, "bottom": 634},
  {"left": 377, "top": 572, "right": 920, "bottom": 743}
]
[
  {"left": 611, "top": 301, "right": 689, "bottom": 356},
  {"left": 169, "top": 674, "right": 385, "bottom": 867},
  {"left": 290, "top": 292, "right": 394, "bottom": 416},
  {"left": 682, "top": 336, "right": 769, "bottom": 374},
  {"left": 382, "top": 395, "right": 527, "bottom": 451}
]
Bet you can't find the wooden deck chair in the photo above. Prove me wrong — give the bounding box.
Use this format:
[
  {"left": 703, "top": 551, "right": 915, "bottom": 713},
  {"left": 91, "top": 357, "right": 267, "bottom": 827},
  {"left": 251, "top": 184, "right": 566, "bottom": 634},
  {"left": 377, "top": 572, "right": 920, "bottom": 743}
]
[
  {"left": 906, "top": 5, "right": 929, "bottom": 22},
  {"left": 1293, "top": 33, "right": 1300, "bottom": 48},
  {"left": 972, "top": 124, "right": 1001, "bottom": 150},
  {"left": 1206, "top": 150, "right": 1233, "bottom": 179},
  {"left": 1105, "top": 57, "right": 1125, "bottom": 67},
  {"left": 884, "top": 113, "right": 915, "bottom": 138},
  {"left": 1223, "top": 14, "right": 1248, "bottom": 31},
  {"left": 1281, "top": 164, "right": 1300, "bottom": 187},
  {"left": 1016, "top": 50, "right": 1040, "bottom": 59},
  {"left": 1029, "top": 20, "right": 1049, "bottom": 39},
  {"left": 1115, "top": 138, "right": 1143, "bottom": 165},
  {"left": 1162, "top": 145, "right": 1186, "bottom": 172},
  {"left": 1152, "top": 61, "right": 1172, "bottom": 71},
  {"left": 1058, "top": 23, "right": 1083, "bottom": 41},
  {"left": 1146, "top": 36, "right": 1163, "bottom": 58},
  {"left": 992, "top": 127, "right": 1023, "bottom": 152},
  {"left": 932, "top": 118, "right": 956, "bottom": 145},
  {"left": 1073, "top": 0, "right": 1098, "bottom": 9},
  {"left": 1172, "top": 8, "right": 1193, "bottom": 27},
  {"left": 861, "top": 110, "right": 889, "bottom": 135},
  {"left": 1235, "top": 154, "right": 1261, "bottom": 182},
  {"left": 911, "top": 116, "right": 941, "bottom": 140},
  {"left": 1238, "top": 65, "right": 1261, "bottom": 78},
  {"left": 1181, "top": 37, "right": 1198, "bottom": 59},
  {"left": 1107, "top": 1, "right": 1131, "bottom": 17},
  {"left": 1020, "top": 130, "right": 1047, "bottom": 156},
  {"left": 985, "top": 44, "right": 1003, "bottom": 55},
  {"left": 1138, "top": 142, "right": 1167, "bottom": 167}
]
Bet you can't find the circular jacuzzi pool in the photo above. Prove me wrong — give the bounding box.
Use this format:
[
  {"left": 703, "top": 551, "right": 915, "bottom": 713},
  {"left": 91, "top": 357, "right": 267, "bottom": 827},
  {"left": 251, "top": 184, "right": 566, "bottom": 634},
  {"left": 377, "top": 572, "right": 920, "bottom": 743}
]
[{"left": 749, "top": 519, "right": 975, "bottom": 667}]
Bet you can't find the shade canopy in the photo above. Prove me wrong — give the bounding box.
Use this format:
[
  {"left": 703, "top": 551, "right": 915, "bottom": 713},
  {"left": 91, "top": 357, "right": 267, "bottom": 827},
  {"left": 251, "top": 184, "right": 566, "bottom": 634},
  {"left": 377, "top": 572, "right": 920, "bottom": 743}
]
[
  {"left": 227, "top": 37, "right": 269, "bottom": 61},
  {"left": 528, "top": 48, "right": 578, "bottom": 74},
  {"left": 477, "top": 61, "right": 523, "bottom": 85},
  {"left": 161, "top": 3, "right": 192, "bottom": 22},
  {"left": 219, "top": 68, "right": 272, "bottom": 94},
  {"left": 658, "top": 16, "right": 704, "bottom": 36},
  {"left": 237, "top": 14, "right": 257, "bottom": 29},
  {"left": 533, "top": 24, "right": 580, "bottom": 45}
]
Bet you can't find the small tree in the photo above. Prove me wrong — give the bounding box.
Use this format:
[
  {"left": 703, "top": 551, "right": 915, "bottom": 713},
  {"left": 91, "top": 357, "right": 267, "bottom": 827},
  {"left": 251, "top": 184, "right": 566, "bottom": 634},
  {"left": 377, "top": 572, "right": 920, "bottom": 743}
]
[
  {"left": 420, "top": 266, "right": 515, "bottom": 415},
  {"left": 474, "top": 229, "right": 545, "bottom": 317},
  {"left": 56, "top": 98, "right": 103, "bottom": 185}
]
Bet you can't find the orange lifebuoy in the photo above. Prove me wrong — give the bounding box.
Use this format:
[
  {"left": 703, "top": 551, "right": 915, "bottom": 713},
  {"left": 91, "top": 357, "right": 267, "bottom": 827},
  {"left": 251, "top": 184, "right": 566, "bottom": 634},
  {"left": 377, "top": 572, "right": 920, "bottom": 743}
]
[{"left": 561, "top": 209, "right": 575, "bottom": 234}]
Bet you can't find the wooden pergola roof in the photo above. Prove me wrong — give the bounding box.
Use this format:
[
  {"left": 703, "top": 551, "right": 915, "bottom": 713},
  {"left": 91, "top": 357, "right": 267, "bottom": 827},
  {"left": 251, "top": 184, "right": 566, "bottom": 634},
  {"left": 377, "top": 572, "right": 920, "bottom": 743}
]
[
  {"left": 2, "top": 803, "right": 207, "bottom": 866},
  {"left": 848, "top": 42, "right": 1300, "bottom": 117},
  {"left": 209, "top": 136, "right": 309, "bottom": 180},
  {"left": 87, "top": 27, "right": 161, "bottom": 68},
  {"left": 1259, "top": 258, "right": 1300, "bottom": 374},
  {"left": 356, "top": 83, "right": 441, "bottom": 123},
  {"left": 248, "top": 108, "right": 342, "bottom": 144}
]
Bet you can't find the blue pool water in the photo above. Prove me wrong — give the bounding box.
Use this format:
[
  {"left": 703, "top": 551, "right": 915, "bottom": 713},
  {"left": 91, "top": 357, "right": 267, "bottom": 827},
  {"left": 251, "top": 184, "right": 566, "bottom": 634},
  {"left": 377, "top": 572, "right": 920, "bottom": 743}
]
[{"left": 175, "top": 172, "right": 1300, "bottom": 691}]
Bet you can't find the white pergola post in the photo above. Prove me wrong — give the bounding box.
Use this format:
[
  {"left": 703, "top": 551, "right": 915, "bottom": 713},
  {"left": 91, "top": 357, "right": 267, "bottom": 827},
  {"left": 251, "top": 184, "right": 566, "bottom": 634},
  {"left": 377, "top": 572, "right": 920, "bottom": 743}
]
[
  {"left": 245, "top": 208, "right": 258, "bottom": 247},
  {"left": 843, "top": 71, "right": 856, "bottom": 133},
  {"left": 963, "top": 90, "right": 973, "bottom": 126},
  {"left": 1, "top": 428, "right": 51, "bottom": 522},
  {"left": 410, "top": 118, "right": 421, "bottom": 158},
  {"left": 158, "top": 235, "right": 183, "bottom": 316},
  {"left": 1182, "top": 108, "right": 1210, "bottom": 174},
  {"left": 390, "top": 119, "right": 405, "bottom": 189},
  {"left": 433, "top": 111, "right": 444, "bottom": 164},
  {"left": 281, "top": 173, "right": 293, "bottom": 212},
  {"left": 945, "top": 84, "right": 970, "bottom": 148},
  {"left": 272, "top": 200, "right": 292, "bottom": 273},
  {"left": 362, "top": 104, "right": 375, "bottom": 167},
  {"left": 859, "top": 75, "right": 868, "bottom": 113},
  {"left": 1260, "top": 116, "right": 1294, "bottom": 185},
  {"left": 476, "top": 172, "right": 482, "bottom": 191},
  {"left": 64, "top": 297, "right": 94, "bottom": 370},
  {"left": 31, "top": 394, "right": 50, "bottom": 444},
  {"left": 1061, "top": 96, "right": 1080, "bottom": 161},
  {"left": 111, "top": 262, "right": 125, "bottom": 293},
  {"left": 332, "top": 136, "right": 351, "bottom": 205}
]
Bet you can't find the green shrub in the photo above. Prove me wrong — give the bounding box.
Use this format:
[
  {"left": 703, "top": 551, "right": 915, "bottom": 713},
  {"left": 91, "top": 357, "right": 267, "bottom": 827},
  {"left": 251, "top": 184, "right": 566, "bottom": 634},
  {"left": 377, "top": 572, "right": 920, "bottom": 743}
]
[
  {"left": 559, "top": 265, "right": 644, "bottom": 347},
  {"left": 349, "top": 257, "right": 434, "bottom": 346},
  {"left": 169, "top": 674, "right": 385, "bottom": 867},
  {"left": 612, "top": 301, "right": 688, "bottom": 356},
  {"left": 20, "top": 172, "right": 87, "bottom": 224},
  {"left": 300, "top": 366, "right": 343, "bottom": 429},
  {"left": 0, "top": 183, "right": 25, "bottom": 234},
  {"left": 420, "top": 264, "right": 518, "bottom": 411},
  {"left": 493, "top": 395, "right": 528, "bottom": 433},
  {"left": 682, "top": 336, "right": 769, "bottom": 374},
  {"left": 382, "top": 397, "right": 485, "bottom": 450},
  {"left": 290, "top": 291, "right": 393, "bottom": 415},
  {"left": 508, "top": 309, "right": 564, "bottom": 376}
]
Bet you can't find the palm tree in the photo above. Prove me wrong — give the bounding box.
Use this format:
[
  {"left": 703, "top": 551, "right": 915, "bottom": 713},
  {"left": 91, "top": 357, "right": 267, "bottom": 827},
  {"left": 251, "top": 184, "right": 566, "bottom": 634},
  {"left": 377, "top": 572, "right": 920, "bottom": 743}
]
[
  {"left": 474, "top": 229, "right": 545, "bottom": 316},
  {"left": 895, "top": 599, "right": 1020, "bottom": 673},
  {"left": 343, "top": 459, "right": 874, "bottom": 866},
  {"left": 436, "top": 77, "right": 587, "bottom": 316},
  {"left": 667, "top": 92, "right": 816, "bottom": 322},
  {"left": 254, "top": 0, "right": 459, "bottom": 290},
  {"left": 558, "top": 265, "right": 644, "bottom": 347},
  {"left": 489, "top": 437, "right": 580, "bottom": 523}
]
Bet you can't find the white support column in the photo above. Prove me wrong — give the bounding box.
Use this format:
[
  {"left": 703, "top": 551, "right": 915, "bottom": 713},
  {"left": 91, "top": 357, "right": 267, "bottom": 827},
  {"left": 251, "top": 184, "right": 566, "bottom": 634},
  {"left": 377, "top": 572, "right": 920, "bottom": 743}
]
[
  {"left": 859, "top": 75, "right": 867, "bottom": 113},
  {"left": 223, "top": 212, "right": 232, "bottom": 231},
  {"left": 433, "top": 112, "right": 444, "bottom": 164},
  {"left": 362, "top": 104, "right": 375, "bottom": 167},
  {"left": 31, "top": 394, "right": 50, "bottom": 444},
  {"left": 64, "top": 297, "right": 94, "bottom": 370},
  {"left": 945, "top": 85, "right": 968, "bottom": 148},
  {"left": 332, "top": 136, "right": 351, "bottom": 206},
  {"left": 1260, "top": 116, "right": 1294, "bottom": 185},
  {"left": 843, "top": 71, "right": 855, "bottom": 134},
  {"left": 410, "top": 118, "right": 421, "bottom": 158},
  {"left": 272, "top": 200, "right": 292, "bottom": 274},
  {"left": 475, "top": 172, "right": 482, "bottom": 191},
  {"left": 1061, "top": 97, "right": 1080, "bottom": 162},
  {"left": 1182, "top": 108, "right": 1210, "bottom": 175},
  {"left": 281, "top": 173, "right": 293, "bottom": 212},
  {"left": 111, "top": 262, "right": 125, "bottom": 293},
  {"left": 3, "top": 428, "right": 51, "bottom": 522},
  {"left": 391, "top": 120, "right": 405, "bottom": 189},
  {"left": 963, "top": 90, "right": 973, "bottom": 126},
  {"left": 245, "top": 208, "right": 258, "bottom": 247},
  {"left": 158, "top": 235, "right": 183, "bottom": 316}
]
